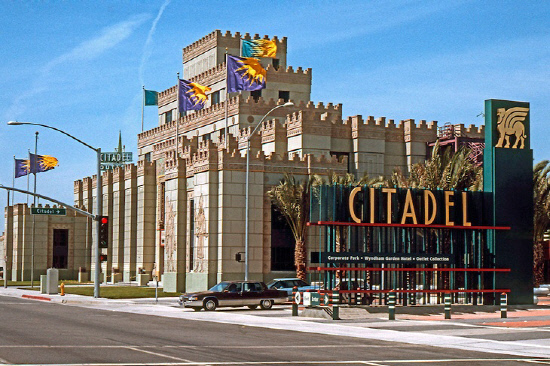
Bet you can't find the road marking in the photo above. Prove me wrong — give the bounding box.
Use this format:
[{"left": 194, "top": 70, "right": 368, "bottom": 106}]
[
  {"left": 0, "top": 344, "right": 396, "bottom": 349},
  {"left": 125, "top": 346, "right": 194, "bottom": 363},
  {"left": 7, "top": 358, "right": 550, "bottom": 365}
]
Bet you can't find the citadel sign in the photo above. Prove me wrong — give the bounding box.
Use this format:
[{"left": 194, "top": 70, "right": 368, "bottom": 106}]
[{"left": 347, "top": 187, "right": 479, "bottom": 227}]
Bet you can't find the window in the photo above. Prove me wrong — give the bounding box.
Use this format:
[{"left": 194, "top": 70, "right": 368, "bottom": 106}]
[
  {"left": 144, "top": 152, "right": 152, "bottom": 162},
  {"left": 227, "top": 283, "right": 242, "bottom": 293},
  {"left": 52, "top": 229, "right": 68, "bottom": 269},
  {"left": 244, "top": 282, "right": 263, "bottom": 292},
  {"left": 251, "top": 90, "right": 261, "bottom": 102},
  {"left": 278, "top": 90, "right": 290, "bottom": 102},
  {"left": 165, "top": 110, "right": 173, "bottom": 124},
  {"left": 272, "top": 58, "right": 279, "bottom": 70},
  {"left": 211, "top": 91, "right": 220, "bottom": 105}
]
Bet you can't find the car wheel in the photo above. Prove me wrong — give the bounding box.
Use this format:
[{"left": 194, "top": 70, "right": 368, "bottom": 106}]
[
  {"left": 247, "top": 305, "right": 258, "bottom": 310},
  {"left": 260, "top": 299, "right": 273, "bottom": 310},
  {"left": 204, "top": 298, "right": 217, "bottom": 311}
]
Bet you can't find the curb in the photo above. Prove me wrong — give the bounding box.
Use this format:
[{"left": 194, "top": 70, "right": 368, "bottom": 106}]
[{"left": 22, "top": 294, "right": 51, "bottom": 302}]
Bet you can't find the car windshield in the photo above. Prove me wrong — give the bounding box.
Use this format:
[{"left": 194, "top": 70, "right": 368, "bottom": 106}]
[
  {"left": 266, "top": 280, "right": 277, "bottom": 287},
  {"left": 208, "top": 282, "right": 230, "bottom": 292}
]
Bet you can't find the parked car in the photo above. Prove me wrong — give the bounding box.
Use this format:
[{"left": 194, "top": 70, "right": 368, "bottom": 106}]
[
  {"left": 179, "top": 281, "right": 287, "bottom": 311},
  {"left": 266, "top": 278, "right": 317, "bottom": 300}
]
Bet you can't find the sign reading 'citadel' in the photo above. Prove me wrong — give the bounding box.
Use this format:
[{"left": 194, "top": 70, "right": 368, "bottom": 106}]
[{"left": 346, "top": 187, "right": 484, "bottom": 227}]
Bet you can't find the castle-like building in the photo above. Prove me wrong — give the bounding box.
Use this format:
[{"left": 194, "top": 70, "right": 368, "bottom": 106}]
[{"left": 1, "top": 30, "right": 484, "bottom": 292}]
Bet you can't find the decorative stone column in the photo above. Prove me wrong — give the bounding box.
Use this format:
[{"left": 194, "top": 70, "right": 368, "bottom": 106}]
[
  {"left": 163, "top": 153, "right": 186, "bottom": 292},
  {"left": 136, "top": 160, "right": 156, "bottom": 280}
]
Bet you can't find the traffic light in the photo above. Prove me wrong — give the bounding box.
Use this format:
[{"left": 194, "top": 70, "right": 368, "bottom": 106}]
[
  {"left": 99, "top": 216, "right": 109, "bottom": 248},
  {"left": 100, "top": 254, "right": 108, "bottom": 262}
]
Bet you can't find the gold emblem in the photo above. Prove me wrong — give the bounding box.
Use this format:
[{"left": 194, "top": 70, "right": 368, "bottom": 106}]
[{"left": 495, "top": 107, "right": 529, "bottom": 149}]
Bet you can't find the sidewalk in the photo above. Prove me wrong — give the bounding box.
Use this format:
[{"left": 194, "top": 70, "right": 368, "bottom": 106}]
[{"left": 2, "top": 286, "right": 550, "bottom": 359}]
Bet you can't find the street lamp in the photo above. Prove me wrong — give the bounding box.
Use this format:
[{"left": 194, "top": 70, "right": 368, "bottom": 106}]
[
  {"left": 7, "top": 121, "right": 103, "bottom": 298},
  {"left": 244, "top": 101, "right": 293, "bottom": 280}
]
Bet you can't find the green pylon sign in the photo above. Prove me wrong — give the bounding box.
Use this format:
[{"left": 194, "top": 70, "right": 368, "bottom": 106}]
[{"left": 483, "top": 99, "right": 534, "bottom": 305}]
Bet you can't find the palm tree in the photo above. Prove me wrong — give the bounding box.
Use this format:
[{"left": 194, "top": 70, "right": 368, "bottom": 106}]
[
  {"left": 390, "top": 141, "right": 483, "bottom": 191},
  {"left": 268, "top": 174, "right": 316, "bottom": 280},
  {"left": 533, "top": 160, "right": 550, "bottom": 286}
]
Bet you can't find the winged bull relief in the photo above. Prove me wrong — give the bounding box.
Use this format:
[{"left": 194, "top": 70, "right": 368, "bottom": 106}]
[{"left": 495, "top": 107, "right": 529, "bottom": 149}]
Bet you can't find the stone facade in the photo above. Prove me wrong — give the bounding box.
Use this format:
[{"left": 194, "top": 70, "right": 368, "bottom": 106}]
[{"left": 1, "top": 30, "right": 484, "bottom": 291}]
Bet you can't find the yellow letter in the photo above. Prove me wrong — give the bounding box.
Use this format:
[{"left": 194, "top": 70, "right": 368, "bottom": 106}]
[
  {"left": 462, "top": 192, "right": 471, "bottom": 227},
  {"left": 401, "top": 189, "right": 418, "bottom": 224},
  {"left": 369, "top": 187, "right": 375, "bottom": 223},
  {"left": 382, "top": 188, "right": 397, "bottom": 224},
  {"left": 445, "top": 191, "right": 455, "bottom": 226},
  {"left": 349, "top": 187, "right": 362, "bottom": 223},
  {"left": 424, "top": 190, "right": 437, "bottom": 225}
]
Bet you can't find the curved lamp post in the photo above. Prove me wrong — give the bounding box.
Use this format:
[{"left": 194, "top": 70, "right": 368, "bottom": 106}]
[
  {"left": 244, "top": 101, "right": 294, "bottom": 280},
  {"left": 7, "top": 121, "right": 103, "bottom": 298}
]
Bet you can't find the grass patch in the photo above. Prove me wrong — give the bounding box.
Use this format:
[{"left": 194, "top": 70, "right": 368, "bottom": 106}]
[
  {"left": 0, "top": 280, "right": 92, "bottom": 287},
  {"left": 62, "top": 286, "right": 179, "bottom": 299}
]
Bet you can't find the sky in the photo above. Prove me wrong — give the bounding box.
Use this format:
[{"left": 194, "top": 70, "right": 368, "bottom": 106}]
[{"left": 1, "top": 0, "right": 549, "bottom": 232}]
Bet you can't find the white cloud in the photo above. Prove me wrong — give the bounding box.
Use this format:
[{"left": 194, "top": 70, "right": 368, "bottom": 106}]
[
  {"left": 4, "top": 13, "right": 151, "bottom": 120},
  {"left": 139, "top": 0, "right": 171, "bottom": 87}
]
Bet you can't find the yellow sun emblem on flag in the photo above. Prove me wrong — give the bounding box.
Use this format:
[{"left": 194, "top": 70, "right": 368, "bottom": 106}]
[
  {"left": 252, "top": 39, "right": 277, "bottom": 58},
  {"left": 22, "top": 159, "right": 31, "bottom": 172},
  {"left": 39, "top": 155, "right": 59, "bottom": 170},
  {"left": 186, "top": 82, "right": 212, "bottom": 106},
  {"left": 236, "top": 57, "right": 266, "bottom": 86}
]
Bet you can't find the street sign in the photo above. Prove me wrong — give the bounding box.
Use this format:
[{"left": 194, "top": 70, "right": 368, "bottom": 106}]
[
  {"left": 31, "top": 207, "right": 66, "bottom": 215},
  {"left": 294, "top": 291, "right": 302, "bottom": 305},
  {"left": 324, "top": 293, "right": 330, "bottom": 306},
  {"left": 100, "top": 151, "right": 133, "bottom": 171},
  {"left": 303, "top": 292, "right": 311, "bottom": 306},
  {"left": 100, "top": 151, "right": 133, "bottom": 163}
]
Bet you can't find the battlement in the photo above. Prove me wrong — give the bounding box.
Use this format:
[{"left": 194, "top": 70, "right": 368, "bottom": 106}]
[
  {"left": 137, "top": 160, "right": 155, "bottom": 176},
  {"left": 183, "top": 30, "right": 287, "bottom": 64},
  {"left": 286, "top": 103, "right": 345, "bottom": 138},
  {"left": 124, "top": 163, "right": 137, "bottom": 181},
  {"left": 437, "top": 122, "right": 485, "bottom": 140},
  {"left": 140, "top": 95, "right": 305, "bottom": 149},
  {"left": 158, "top": 85, "right": 177, "bottom": 107},
  {"left": 261, "top": 118, "right": 287, "bottom": 144}
]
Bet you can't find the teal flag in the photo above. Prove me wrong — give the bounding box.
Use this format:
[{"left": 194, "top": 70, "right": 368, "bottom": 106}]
[{"left": 144, "top": 89, "right": 158, "bottom": 106}]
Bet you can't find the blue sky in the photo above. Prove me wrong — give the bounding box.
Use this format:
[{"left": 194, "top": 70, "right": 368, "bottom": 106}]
[{"left": 1, "top": 0, "right": 549, "bottom": 230}]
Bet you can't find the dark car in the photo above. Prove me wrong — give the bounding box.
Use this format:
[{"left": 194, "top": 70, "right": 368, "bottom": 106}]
[{"left": 179, "top": 281, "right": 287, "bottom": 311}]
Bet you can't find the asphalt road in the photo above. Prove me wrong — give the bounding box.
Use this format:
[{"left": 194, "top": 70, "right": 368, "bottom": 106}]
[{"left": 0, "top": 296, "right": 546, "bottom": 365}]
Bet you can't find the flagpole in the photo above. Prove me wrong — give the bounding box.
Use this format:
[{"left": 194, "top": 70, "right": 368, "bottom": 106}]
[
  {"left": 26, "top": 150, "right": 30, "bottom": 206},
  {"left": 176, "top": 73, "right": 180, "bottom": 158},
  {"left": 31, "top": 131, "right": 38, "bottom": 287},
  {"left": 12, "top": 156, "right": 15, "bottom": 203},
  {"left": 141, "top": 86, "right": 145, "bottom": 133},
  {"left": 224, "top": 49, "right": 229, "bottom": 148}
]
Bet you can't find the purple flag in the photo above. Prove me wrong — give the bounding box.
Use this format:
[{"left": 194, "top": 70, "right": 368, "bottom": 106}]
[{"left": 227, "top": 55, "right": 266, "bottom": 93}]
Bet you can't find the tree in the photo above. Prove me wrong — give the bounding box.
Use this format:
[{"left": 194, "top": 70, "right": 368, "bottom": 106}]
[
  {"left": 268, "top": 172, "right": 383, "bottom": 280},
  {"left": 268, "top": 174, "right": 316, "bottom": 280},
  {"left": 390, "top": 141, "right": 483, "bottom": 191},
  {"left": 533, "top": 160, "right": 550, "bottom": 286}
]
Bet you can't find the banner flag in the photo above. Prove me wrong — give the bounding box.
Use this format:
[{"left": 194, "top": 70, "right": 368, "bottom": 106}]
[
  {"left": 29, "top": 153, "right": 58, "bottom": 174},
  {"left": 15, "top": 158, "right": 30, "bottom": 178},
  {"left": 178, "top": 79, "right": 211, "bottom": 111},
  {"left": 227, "top": 55, "right": 266, "bottom": 93},
  {"left": 144, "top": 90, "right": 158, "bottom": 106},
  {"left": 242, "top": 39, "right": 277, "bottom": 58}
]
